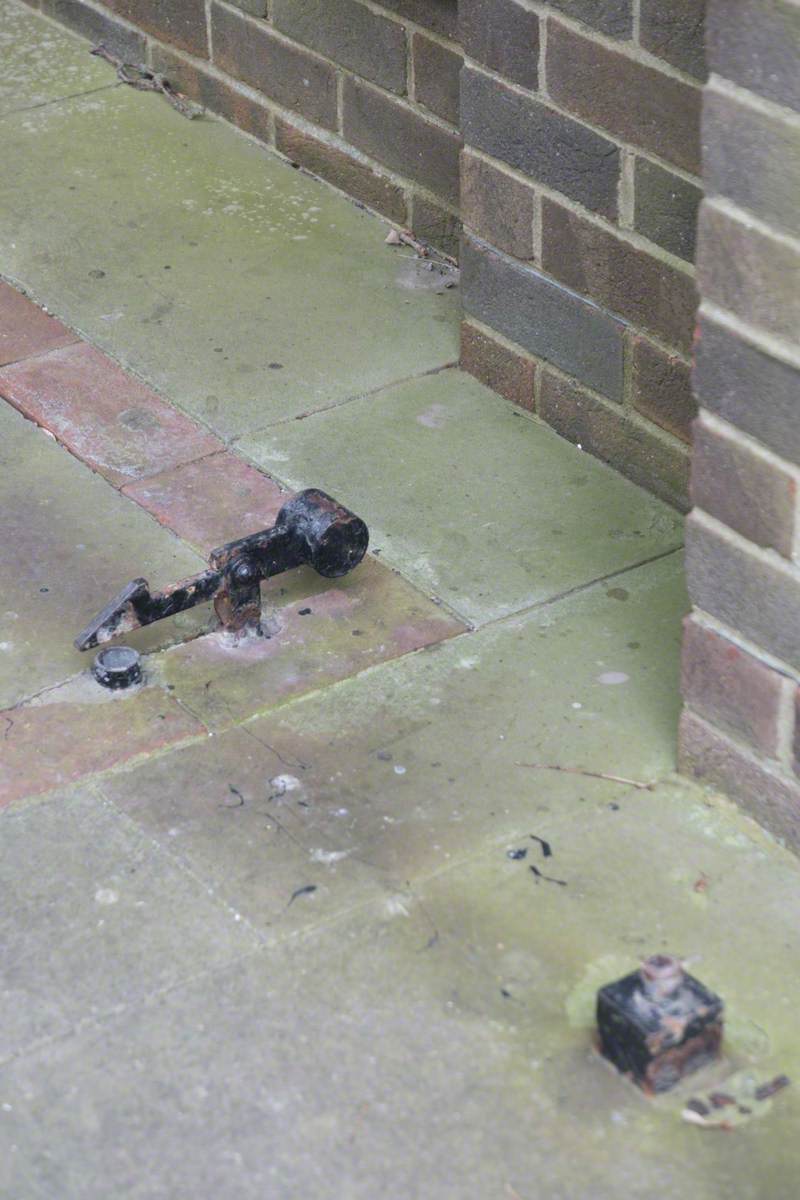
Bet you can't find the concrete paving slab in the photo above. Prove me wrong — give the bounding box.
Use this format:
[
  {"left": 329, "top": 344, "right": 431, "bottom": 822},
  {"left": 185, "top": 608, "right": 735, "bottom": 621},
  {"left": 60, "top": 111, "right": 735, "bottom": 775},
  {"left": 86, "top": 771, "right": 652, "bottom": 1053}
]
[
  {"left": 1, "top": 810, "right": 797, "bottom": 1199},
  {"left": 0, "top": 400, "right": 209, "bottom": 709},
  {"left": 101, "top": 555, "right": 687, "bottom": 894},
  {"left": 0, "top": 342, "right": 223, "bottom": 486},
  {"left": 0, "top": 279, "right": 77, "bottom": 366},
  {"left": 0, "top": 0, "right": 110, "bottom": 117},
  {"left": 0, "top": 84, "right": 459, "bottom": 439},
  {"left": 122, "top": 450, "right": 287, "bottom": 554},
  {"left": 239, "top": 369, "right": 684, "bottom": 625},
  {"left": 0, "top": 786, "right": 259, "bottom": 1064},
  {"left": 160, "top": 556, "right": 464, "bottom": 730}
]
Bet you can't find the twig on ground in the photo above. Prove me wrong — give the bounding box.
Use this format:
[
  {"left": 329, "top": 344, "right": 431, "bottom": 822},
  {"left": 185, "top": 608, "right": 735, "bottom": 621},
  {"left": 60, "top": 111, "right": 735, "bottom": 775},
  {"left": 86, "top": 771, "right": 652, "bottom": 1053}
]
[
  {"left": 516, "top": 763, "right": 656, "bottom": 791},
  {"left": 91, "top": 44, "right": 203, "bottom": 119}
]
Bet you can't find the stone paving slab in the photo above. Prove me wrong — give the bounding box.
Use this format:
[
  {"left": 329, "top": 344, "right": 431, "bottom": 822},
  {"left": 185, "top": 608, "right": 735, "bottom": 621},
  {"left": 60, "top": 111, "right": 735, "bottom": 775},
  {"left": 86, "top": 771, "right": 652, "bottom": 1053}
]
[
  {"left": 239, "top": 369, "right": 685, "bottom": 626},
  {"left": 122, "top": 450, "right": 288, "bottom": 554},
  {"left": 0, "top": 400, "right": 209, "bottom": 710},
  {"left": 1, "top": 798, "right": 797, "bottom": 1200},
  {"left": 0, "top": 342, "right": 223, "bottom": 486},
  {"left": 0, "top": 84, "right": 459, "bottom": 439},
  {"left": 159, "top": 556, "right": 464, "bottom": 731},
  {"left": 0, "top": 786, "right": 259, "bottom": 1065},
  {"left": 0, "top": 279, "right": 77, "bottom": 366},
  {"left": 100, "top": 555, "right": 687, "bottom": 906},
  {"left": 0, "top": 0, "right": 110, "bottom": 117}
]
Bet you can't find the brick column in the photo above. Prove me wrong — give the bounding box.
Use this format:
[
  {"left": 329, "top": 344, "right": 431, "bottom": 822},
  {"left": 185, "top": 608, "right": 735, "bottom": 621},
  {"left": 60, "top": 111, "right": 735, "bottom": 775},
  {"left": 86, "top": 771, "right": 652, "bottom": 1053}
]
[
  {"left": 458, "top": 0, "right": 705, "bottom": 510},
  {"left": 679, "top": 0, "right": 800, "bottom": 848}
]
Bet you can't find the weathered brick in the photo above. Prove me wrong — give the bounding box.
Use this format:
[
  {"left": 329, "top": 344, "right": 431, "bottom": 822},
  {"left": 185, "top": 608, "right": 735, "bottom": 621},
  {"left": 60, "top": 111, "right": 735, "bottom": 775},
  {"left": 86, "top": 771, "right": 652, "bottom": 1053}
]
[
  {"left": 703, "top": 83, "right": 800, "bottom": 241},
  {"left": 459, "top": 0, "right": 539, "bottom": 90},
  {"left": 150, "top": 44, "right": 274, "bottom": 145},
  {"left": 693, "top": 314, "right": 800, "bottom": 466},
  {"left": 461, "top": 67, "right": 619, "bottom": 218},
  {"left": 544, "top": 0, "right": 632, "bottom": 38},
  {"left": 640, "top": 0, "right": 707, "bottom": 81},
  {"left": 460, "top": 151, "right": 534, "bottom": 260},
  {"left": 697, "top": 201, "right": 800, "bottom": 345},
  {"left": 631, "top": 335, "right": 696, "bottom": 442},
  {"left": 680, "top": 708, "right": 800, "bottom": 850},
  {"left": 546, "top": 21, "right": 702, "bottom": 173},
  {"left": 409, "top": 194, "right": 461, "bottom": 258},
  {"left": 412, "top": 32, "right": 461, "bottom": 125},
  {"left": 40, "top": 0, "right": 147, "bottom": 60},
  {"left": 461, "top": 236, "right": 625, "bottom": 399},
  {"left": 0, "top": 281, "right": 77, "bottom": 367},
  {"left": 682, "top": 614, "right": 788, "bottom": 757},
  {"left": 272, "top": 0, "right": 408, "bottom": 94},
  {"left": 706, "top": 0, "right": 800, "bottom": 113},
  {"left": 691, "top": 412, "right": 799, "bottom": 558},
  {"left": 541, "top": 200, "right": 697, "bottom": 352},
  {"left": 539, "top": 367, "right": 690, "bottom": 509},
  {"left": 378, "top": 0, "right": 457, "bottom": 38},
  {"left": 686, "top": 509, "right": 800, "bottom": 671},
  {"left": 275, "top": 120, "right": 407, "bottom": 222},
  {"left": 343, "top": 76, "right": 461, "bottom": 203},
  {"left": 211, "top": 2, "right": 338, "bottom": 130},
  {"left": 0, "top": 342, "right": 223, "bottom": 487},
  {"left": 460, "top": 319, "right": 536, "bottom": 410},
  {"left": 103, "top": 0, "right": 208, "bottom": 57},
  {"left": 633, "top": 158, "right": 702, "bottom": 262}
]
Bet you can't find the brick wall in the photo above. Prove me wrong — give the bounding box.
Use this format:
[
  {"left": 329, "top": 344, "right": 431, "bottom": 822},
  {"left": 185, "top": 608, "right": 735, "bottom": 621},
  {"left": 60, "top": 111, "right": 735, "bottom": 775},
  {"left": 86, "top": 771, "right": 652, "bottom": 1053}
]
[
  {"left": 27, "top": 0, "right": 463, "bottom": 256},
  {"left": 679, "top": 0, "right": 800, "bottom": 851},
  {"left": 459, "top": 1, "right": 705, "bottom": 510}
]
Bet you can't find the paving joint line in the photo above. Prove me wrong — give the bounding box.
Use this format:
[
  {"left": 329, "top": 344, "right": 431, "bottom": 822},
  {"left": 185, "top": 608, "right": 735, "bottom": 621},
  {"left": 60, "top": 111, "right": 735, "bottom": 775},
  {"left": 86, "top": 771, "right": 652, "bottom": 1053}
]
[{"left": 0, "top": 81, "right": 120, "bottom": 123}]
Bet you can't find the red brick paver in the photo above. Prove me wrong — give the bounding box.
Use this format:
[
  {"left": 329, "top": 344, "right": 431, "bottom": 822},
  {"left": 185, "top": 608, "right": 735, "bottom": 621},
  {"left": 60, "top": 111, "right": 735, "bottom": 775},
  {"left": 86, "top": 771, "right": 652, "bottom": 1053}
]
[
  {"left": 0, "top": 342, "right": 223, "bottom": 486},
  {"left": 0, "top": 688, "right": 205, "bottom": 808},
  {"left": 122, "top": 451, "right": 287, "bottom": 553},
  {"left": 0, "top": 280, "right": 78, "bottom": 366}
]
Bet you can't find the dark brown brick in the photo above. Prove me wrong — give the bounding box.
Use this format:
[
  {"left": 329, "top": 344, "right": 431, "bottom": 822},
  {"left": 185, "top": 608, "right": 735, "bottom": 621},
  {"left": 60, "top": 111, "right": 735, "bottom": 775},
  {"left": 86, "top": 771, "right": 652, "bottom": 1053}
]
[
  {"left": 343, "top": 76, "right": 461, "bottom": 203},
  {"left": 697, "top": 201, "right": 800, "bottom": 345},
  {"left": 694, "top": 315, "right": 800, "bottom": 466},
  {"left": 412, "top": 33, "right": 461, "bottom": 125},
  {"left": 691, "top": 413, "right": 799, "bottom": 558},
  {"left": 40, "top": 0, "right": 147, "bottom": 60},
  {"left": 707, "top": 0, "right": 800, "bottom": 113},
  {"left": 460, "top": 319, "right": 536, "bottom": 410},
  {"left": 682, "top": 614, "right": 788, "bottom": 757},
  {"left": 462, "top": 236, "right": 625, "bottom": 399},
  {"left": 640, "top": 0, "right": 707, "bottom": 81},
  {"left": 545, "top": 0, "right": 632, "bottom": 38},
  {"left": 539, "top": 367, "right": 690, "bottom": 509},
  {"left": 409, "top": 194, "right": 460, "bottom": 258},
  {"left": 541, "top": 200, "right": 698, "bottom": 352},
  {"left": 459, "top": 0, "right": 539, "bottom": 90},
  {"left": 378, "top": 0, "right": 457, "bottom": 38},
  {"left": 546, "top": 21, "right": 702, "bottom": 173},
  {"left": 275, "top": 120, "right": 407, "bottom": 223},
  {"left": 150, "top": 45, "right": 273, "bottom": 145},
  {"left": 633, "top": 158, "right": 702, "bottom": 262},
  {"left": 461, "top": 67, "right": 620, "bottom": 218},
  {"left": 211, "top": 2, "right": 337, "bottom": 130},
  {"left": 631, "top": 335, "right": 696, "bottom": 442},
  {"left": 704, "top": 83, "right": 800, "bottom": 240},
  {"left": 679, "top": 707, "right": 800, "bottom": 852},
  {"left": 103, "top": 0, "right": 208, "bottom": 57},
  {"left": 272, "top": 0, "right": 407, "bottom": 94},
  {"left": 686, "top": 509, "right": 800, "bottom": 671},
  {"left": 460, "top": 151, "right": 534, "bottom": 260}
]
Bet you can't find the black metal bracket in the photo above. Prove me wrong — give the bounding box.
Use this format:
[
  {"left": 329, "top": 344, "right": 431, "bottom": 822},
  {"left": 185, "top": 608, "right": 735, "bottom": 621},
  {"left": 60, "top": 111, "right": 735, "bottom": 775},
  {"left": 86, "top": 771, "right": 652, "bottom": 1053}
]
[{"left": 75, "top": 488, "right": 369, "bottom": 651}]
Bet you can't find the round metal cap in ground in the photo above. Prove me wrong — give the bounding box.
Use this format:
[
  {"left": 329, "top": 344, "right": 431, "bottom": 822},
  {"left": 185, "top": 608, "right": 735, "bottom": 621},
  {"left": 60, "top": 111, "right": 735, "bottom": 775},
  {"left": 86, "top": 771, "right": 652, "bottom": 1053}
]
[{"left": 92, "top": 645, "right": 143, "bottom": 690}]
